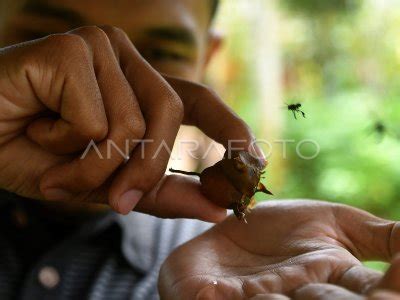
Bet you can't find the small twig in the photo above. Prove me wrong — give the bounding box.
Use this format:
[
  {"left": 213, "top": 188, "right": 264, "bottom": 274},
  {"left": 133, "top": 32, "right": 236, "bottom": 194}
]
[{"left": 169, "top": 168, "right": 201, "bottom": 177}]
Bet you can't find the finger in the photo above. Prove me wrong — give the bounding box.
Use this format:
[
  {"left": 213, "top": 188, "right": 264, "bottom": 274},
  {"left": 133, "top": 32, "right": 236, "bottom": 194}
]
[
  {"left": 135, "top": 174, "right": 227, "bottom": 223},
  {"left": 40, "top": 27, "right": 146, "bottom": 214},
  {"left": 293, "top": 283, "right": 363, "bottom": 300},
  {"left": 375, "top": 254, "right": 400, "bottom": 292},
  {"left": 75, "top": 174, "right": 227, "bottom": 222},
  {"left": 165, "top": 75, "right": 265, "bottom": 160},
  {"left": 336, "top": 265, "right": 383, "bottom": 294},
  {"left": 98, "top": 26, "right": 183, "bottom": 211},
  {"left": 26, "top": 33, "right": 108, "bottom": 154},
  {"left": 333, "top": 204, "right": 400, "bottom": 261}
]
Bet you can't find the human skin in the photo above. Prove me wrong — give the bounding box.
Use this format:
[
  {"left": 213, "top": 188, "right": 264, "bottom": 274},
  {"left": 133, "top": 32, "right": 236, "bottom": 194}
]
[
  {"left": 0, "top": 0, "right": 263, "bottom": 220},
  {"left": 159, "top": 200, "right": 400, "bottom": 299},
  {"left": 2, "top": 1, "right": 400, "bottom": 299}
]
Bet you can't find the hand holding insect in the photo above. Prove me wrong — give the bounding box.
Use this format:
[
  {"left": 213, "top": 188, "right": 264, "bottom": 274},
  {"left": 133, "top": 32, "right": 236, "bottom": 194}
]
[{"left": 0, "top": 26, "right": 264, "bottom": 222}]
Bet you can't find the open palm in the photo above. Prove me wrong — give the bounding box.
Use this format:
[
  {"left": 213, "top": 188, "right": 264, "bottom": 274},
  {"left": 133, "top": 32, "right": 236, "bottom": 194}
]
[{"left": 159, "top": 200, "right": 400, "bottom": 299}]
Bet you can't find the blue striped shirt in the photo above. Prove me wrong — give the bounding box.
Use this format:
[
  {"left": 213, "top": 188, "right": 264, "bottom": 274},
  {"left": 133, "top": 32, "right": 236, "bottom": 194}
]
[{"left": 0, "top": 190, "right": 212, "bottom": 300}]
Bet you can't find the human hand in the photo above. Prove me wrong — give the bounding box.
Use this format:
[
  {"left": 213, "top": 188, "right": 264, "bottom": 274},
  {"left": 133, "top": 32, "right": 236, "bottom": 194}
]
[
  {"left": 158, "top": 200, "right": 400, "bottom": 299},
  {"left": 0, "top": 25, "right": 261, "bottom": 221}
]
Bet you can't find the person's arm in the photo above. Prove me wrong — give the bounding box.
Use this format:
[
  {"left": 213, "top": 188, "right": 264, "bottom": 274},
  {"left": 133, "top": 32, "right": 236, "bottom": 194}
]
[
  {"left": 0, "top": 25, "right": 263, "bottom": 222},
  {"left": 158, "top": 199, "right": 400, "bottom": 299}
]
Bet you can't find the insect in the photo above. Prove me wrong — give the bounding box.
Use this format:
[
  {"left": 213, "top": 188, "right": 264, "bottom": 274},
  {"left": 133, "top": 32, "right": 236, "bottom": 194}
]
[
  {"left": 373, "top": 120, "right": 386, "bottom": 134},
  {"left": 169, "top": 151, "right": 273, "bottom": 223},
  {"left": 285, "top": 103, "right": 306, "bottom": 120},
  {"left": 367, "top": 120, "right": 396, "bottom": 143}
]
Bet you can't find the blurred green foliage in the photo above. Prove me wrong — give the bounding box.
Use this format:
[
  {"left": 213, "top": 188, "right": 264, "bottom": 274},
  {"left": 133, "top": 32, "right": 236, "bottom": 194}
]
[
  {"left": 277, "top": 1, "right": 400, "bottom": 219},
  {"left": 276, "top": 1, "right": 400, "bottom": 271},
  {"left": 215, "top": 0, "right": 400, "bottom": 271},
  {"left": 279, "top": 93, "right": 400, "bottom": 220},
  {"left": 280, "top": 0, "right": 361, "bottom": 15}
]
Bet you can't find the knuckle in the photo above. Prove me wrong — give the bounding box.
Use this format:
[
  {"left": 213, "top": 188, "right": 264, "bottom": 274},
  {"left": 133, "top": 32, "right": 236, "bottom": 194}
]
[
  {"left": 83, "top": 120, "right": 109, "bottom": 141},
  {"left": 45, "top": 33, "right": 88, "bottom": 55},
  {"left": 43, "top": 34, "right": 92, "bottom": 68},
  {"left": 73, "top": 26, "right": 109, "bottom": 43},
  {"left": 98, "top": 25, "right": 128, "bottom": 41},
  {"left": 120, "top": 113, "right": 146, "bottom": 139}
]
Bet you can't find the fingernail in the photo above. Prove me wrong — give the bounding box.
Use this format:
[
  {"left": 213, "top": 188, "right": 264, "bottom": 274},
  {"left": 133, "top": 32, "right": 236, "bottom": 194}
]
[
  {"left": 254, "top": 146, "right": 266, "bottom": 160},
  {"left": 118, "top": 189, "right": 143, "bottom": 214},
  {"left": 248, "top": 143, "right": 266, "bottom": 160},
  {"left": 43, "top": 188, "right": 73, "bottom": 201}
]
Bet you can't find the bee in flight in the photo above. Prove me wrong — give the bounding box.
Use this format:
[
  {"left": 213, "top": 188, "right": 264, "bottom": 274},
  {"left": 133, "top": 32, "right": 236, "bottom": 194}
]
[
  {"left": 367, "top": 120, "right": 395, "bottom": 143},
  {"left": 285, "top": 103, "right": 306, "bottom": 120},
  {"left": 366, "top": 112, "right": 399, "bottom": 143}
]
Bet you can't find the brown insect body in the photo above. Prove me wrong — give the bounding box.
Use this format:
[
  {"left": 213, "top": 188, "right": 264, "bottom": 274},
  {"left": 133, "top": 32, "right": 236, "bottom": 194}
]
[
  {"left": 200, "top": 151, "right": 272, "bottom": 221},
  {"left": 199, "top": 164, "right": 242, "bottom": 208},
  {"left": 170, "top": 151, "right": 272, "bottom": 221}
]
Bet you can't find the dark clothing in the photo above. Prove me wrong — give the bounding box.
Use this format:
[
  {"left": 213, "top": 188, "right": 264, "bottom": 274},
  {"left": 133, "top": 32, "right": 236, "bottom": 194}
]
[{"left": 0, "top": 190, "right": 211, "bottom": 300}]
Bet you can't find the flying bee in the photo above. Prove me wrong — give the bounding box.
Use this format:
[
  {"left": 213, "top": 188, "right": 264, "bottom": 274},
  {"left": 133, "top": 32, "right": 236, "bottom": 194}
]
[
  {"left": 285, "top": 103, "right": 306, "bottom": 120},
  {"left": 367, "top": 119, "right": 398, "bottom": 143},
  {"left": 373, "top": 121, "right": 386, "bottom": 134},
  {"left": 368, "top": 120, "right": 387, "bottom": 143}
]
